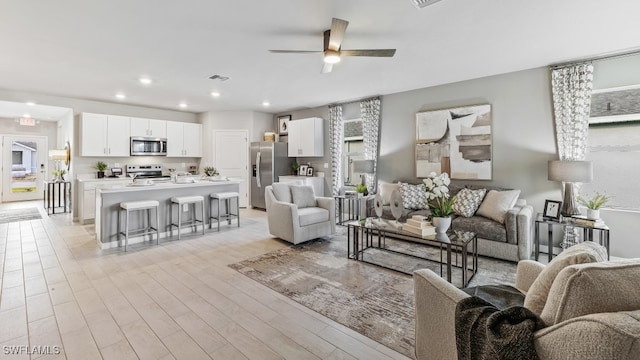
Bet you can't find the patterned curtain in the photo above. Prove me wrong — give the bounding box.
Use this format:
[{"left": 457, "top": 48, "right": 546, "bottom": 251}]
[
  {"left": 329, "top": 105, "right": 344, "bottom": 197},
  {"left": 551, "top": 63, "right": 594, "bottom": 161},
  {"left": 551, "top": 62, "right": 594, "bottom": 247},
  {"left": 360, "top": 97, "right": 381, "bottom": 194}
]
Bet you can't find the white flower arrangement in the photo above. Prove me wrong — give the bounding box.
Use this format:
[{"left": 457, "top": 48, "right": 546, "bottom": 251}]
[{"left": 423, "top": 172, "right": 451, "bottom": 200}]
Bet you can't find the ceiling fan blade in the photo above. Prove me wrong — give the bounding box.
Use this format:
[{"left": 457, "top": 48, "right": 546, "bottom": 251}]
[
  {"left": 340, "top": 49, "right": 396, "bottom": 57},
  {"left": 321, "top": 63, "right": 333, "bottom": 74},
  {"left": 269, "top": 50, "right": 323, "bottom": 54},
  {"left": 328, "top": 18, "right": 349, "bottom": 51}
]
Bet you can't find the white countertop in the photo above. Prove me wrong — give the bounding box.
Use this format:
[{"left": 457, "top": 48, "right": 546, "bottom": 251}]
[
  {"left": 98, "top": 180, "right": 240, "bottom": 193},
  {"left": 77, "top": 176, "right": 134, "bottom": 183}
]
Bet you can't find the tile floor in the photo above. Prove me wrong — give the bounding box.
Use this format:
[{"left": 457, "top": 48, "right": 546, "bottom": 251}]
[{"left": 0, "top": 201, "right": 409, "bottom": 360}]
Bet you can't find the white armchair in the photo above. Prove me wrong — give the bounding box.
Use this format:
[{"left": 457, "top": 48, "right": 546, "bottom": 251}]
[{"left": 265, "top": 183, "right": 335, "bottom": 244}]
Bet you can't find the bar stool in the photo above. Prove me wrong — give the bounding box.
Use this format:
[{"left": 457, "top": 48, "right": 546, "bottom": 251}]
[
  {"left": 210, "top": 192, "right": 240, "bottom": 231},
  {"left": 169, "top": 196, "right": 205, "bottom": 240},
  {"left": 118, "top": 200, "right": 160, "bottom": 252}
]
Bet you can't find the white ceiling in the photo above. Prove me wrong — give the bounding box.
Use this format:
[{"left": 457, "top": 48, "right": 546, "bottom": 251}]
[
  {"left": 0, "top": 101, "right": 71, "bottom": 122},
  {"left": 0, "top": 0, "right": 639, "bottom": 115}
]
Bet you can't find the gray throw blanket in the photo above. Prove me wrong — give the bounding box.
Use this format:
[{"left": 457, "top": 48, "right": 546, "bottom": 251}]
[{"left": 455, "top": 296, "right": 544, "bottom": 360}]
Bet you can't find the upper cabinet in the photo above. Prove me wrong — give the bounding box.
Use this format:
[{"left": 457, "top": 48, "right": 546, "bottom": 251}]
[
  {"left": 130, "top": 117, "right": 167, "bottom": 138},
  {"left": 80, "top": 113, "right": 130, "bottom": 157},
  {"left": 288, "top": 117, "right": 324, "bottom": 157},
  {"left": 166, "top": 121, "right": 202, "bottom": 157}
]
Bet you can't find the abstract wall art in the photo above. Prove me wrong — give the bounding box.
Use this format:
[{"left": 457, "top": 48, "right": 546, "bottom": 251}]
[{"left": 415, "top": 104, "right": 492, "bottom": 180}]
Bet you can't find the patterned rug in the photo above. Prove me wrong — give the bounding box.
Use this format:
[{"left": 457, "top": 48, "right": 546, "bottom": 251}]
[
  {"left": 230, "top": 232, "right": 516, "bottom": 358},
  {"left": 0, "top": 207, "right": 42, "bottom": 224}
]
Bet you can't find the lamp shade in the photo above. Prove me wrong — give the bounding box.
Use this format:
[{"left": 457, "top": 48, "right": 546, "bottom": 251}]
[
  {"left": 353, "top": 159, "right": 375, "bottom": 174},
  {"left": 548, "top": 160, "right": 593, "bottom": 183},
  {"left": 48, "top": 149, "right": 67, "bottom": 161}
]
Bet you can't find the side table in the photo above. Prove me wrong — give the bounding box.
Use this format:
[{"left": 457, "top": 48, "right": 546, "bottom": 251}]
[
  {"left": 334, "top": 193, "right": 359, "bottom": 225},
  {"left": 44, "top": 181, "right": 71, "bottom": 215},
  {"left": 534, "top": 213, "right": 610, "bottom": 262}
]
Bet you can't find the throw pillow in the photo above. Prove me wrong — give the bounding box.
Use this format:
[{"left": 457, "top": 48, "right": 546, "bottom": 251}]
[
  {"left": 476, "top": 189, "right": 521, "bottom": 224},
  {"left": 271, "top": 183, "right": 292, "bottom": 203},
  {"left": 523, "top": 241, "right": 608, "bottom": 316},
  {"left": 290, "top": 185, "right": 317, "bottom": 208},
  {"left": 399, "top": 182, "right": 428, "bottom": 210},
  {"left": 378, "top": 182, "right": 400, "bottom": 205},
  {"left": 452, "top": 188, "right": 487, "bottom": 218}
]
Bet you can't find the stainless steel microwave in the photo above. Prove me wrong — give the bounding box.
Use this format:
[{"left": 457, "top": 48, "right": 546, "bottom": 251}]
[{"left": 130, "top": 137, "right": 167, "bottom": 156}]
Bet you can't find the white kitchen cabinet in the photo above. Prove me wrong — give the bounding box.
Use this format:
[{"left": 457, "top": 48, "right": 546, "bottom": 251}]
[
  {"left": 80, "top": 113, "right": 130, "bottom": 157},
  {"left": 288, "top": 117, "right": 324, "bottom": 157},
  {"left": 130, "top": 117, "right": 167, "bottom": 138},
  {"left": 77, "top": 178, "right": 132, "bottom": 224},
  {"left": 166, "top": 121, "right": 202, "bottom": 157},
  {"left": 278, "top": 175, "right": 325, "bottom": 196}
]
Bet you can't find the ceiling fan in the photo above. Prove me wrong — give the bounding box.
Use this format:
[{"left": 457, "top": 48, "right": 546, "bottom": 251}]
[{"left": 269, "top": 18, "right": 396, "bottom": 73}]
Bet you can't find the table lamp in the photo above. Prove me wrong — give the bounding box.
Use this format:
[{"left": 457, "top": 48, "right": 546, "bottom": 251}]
[
  {"left": 548, "top": 160, "right": 593, "bottom": 217},
  {"left": 353, "top": 159, "right": 375, "bottom": 186},
  {"left": 49, "top": 149, "right": 67, "bottom": 182}
]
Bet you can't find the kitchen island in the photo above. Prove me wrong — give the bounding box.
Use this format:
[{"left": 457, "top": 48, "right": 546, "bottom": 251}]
[{"left": 95, "top": 180, "right": 240, "bottom": 249}]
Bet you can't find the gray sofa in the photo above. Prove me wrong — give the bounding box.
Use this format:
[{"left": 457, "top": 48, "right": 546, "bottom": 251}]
[
  {"left": 265, "top": 183, "right": 335, "bottom": 244},
  {"left": 413, "top": 242, "right": 640, "bottom": 360},
  {"left": 367, "top": 184, "right": 534, "bottom": 262}
]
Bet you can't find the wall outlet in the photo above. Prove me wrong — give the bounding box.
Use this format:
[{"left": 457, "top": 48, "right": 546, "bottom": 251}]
[{"left": 324, "top": 163, "right": 329, "bottom": 169}]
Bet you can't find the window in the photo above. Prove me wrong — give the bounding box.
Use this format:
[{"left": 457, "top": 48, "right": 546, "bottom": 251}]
[
  {"left": 583, "top": 85, "right": 640, "bottom": 210},
  {"left": 12, "top": 151, "right": 22, "bottom": 165}
]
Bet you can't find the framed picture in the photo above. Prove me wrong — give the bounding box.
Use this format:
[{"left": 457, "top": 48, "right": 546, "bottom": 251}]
[
  {"left": 298, "top": 164, "right": 308, "bottom": 176},
  {"left": 306, "top": 167, "right": 314, "bottom": 176},
  {"left": 415, "top": 104, "right": 492, "bottom": 180},
  {"left": 543, "top": 200, "right": 562, "bottom": 220},
  {"left": 278, "top": 115, "right": 291, "bottom": 135}
]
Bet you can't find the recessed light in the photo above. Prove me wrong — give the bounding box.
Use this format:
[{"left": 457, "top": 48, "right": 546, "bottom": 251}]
[
  {"left": 179, "top": 103, "right": 188, "bottom": 108},
  {"left": 25, "top": 102, "right": 35, "bottom": 106},
  {"left": 210, "top": 92, "right": 220, "bottom": 97},
  {"left": 23, "top": 113, "right": 31, "bottom": 118},
  {"left": 115, "top": 93, "right": 126, "bottom": 99},
  {"left": 139, "top": 77, "right": 152, "bottom": 85},
  {"left": 262, "top": 101, "right": 270, "bottom": 107}
]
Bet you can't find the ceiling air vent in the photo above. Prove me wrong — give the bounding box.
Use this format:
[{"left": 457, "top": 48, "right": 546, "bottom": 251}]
[
  {"left": 410, "top": 0, "right": 443, "bottom": 9},
  {"left": 208, "top": 74, "right": 230, "bottom": 81}
]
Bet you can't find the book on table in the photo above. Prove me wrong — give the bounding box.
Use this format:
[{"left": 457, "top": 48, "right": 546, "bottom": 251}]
[
  {"left": 403, "top": 223, "right": 436, "bottom": 236},
  {"left": 571, "top": 215, "right": 606, "bottom": 227},
  {"left": 406, "top": 218, "right": 433, "bottom": 228}
]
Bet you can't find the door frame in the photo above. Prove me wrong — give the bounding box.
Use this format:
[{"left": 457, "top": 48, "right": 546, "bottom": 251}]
[
  {"left": 1, "top": 134, "right": 49, "bottom": 203},
  {"left": 212, "top": 129, "right": 249, "bottom": 208}
]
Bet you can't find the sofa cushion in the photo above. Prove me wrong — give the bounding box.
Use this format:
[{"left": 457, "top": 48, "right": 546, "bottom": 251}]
[
  {"left": 523, "top": 241, "right": 608, "bottom": 315},
  {"left": 291, "top": 185, "right": 317, "bottom": 208},
  {"left": 540, "top": 259, "right": 640, "bottom": 326},
  {"left": 378, "top": 182, "right": 400, "bottom": 205},
  {"left": 453, "top": 215, "right": 507, "bottom": 243},
  {"left": 476, "top": 189, "right": 521, "bottom": 224},
  {"left": 298, "top": 207, "right": 330, "bottom": 226},
  {"left": 453, "top": 188, "right": 487, "bottom": 218},
  {"left": 399, "top": 182, "right": 428, "bottom": 210},
  {"left": 272, "top": 183, "right": 292, "bottom": 203}
]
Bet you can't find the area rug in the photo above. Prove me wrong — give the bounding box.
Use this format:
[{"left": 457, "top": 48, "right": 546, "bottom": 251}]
[
  {"left": 0, "top": 207, "right": 42, "bottom": 224},
  {"left": 230, "top": 233, "right": 517, "bottom": 358}
]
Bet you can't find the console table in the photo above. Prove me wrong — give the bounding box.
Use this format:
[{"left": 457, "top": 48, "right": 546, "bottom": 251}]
[
  {"left": 44, "top": 181, "right": 71, "bottom": 215},
  {"left": 534, "top": 213, "right": 610, "bottom": 262}
]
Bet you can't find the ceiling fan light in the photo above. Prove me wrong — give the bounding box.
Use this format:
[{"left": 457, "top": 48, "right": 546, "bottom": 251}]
[{"left": 324, "top": 50, "right": 341, "bottom": 64}]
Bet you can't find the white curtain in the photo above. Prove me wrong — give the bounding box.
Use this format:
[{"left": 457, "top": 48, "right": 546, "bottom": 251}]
[
  {"left": 360, "top": 97, "right": 381, "bottom": 194},
  {"left": 329, "top": 105, "right": 344, "bottom": 197},
  {"left": 551, "top": 63, "right": 594, "bottom": 161}
]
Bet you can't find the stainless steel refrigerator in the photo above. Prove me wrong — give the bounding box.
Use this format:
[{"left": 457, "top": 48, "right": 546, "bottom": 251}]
[{"left": 250, "top": 142, "right": 292, "bottom": 209}]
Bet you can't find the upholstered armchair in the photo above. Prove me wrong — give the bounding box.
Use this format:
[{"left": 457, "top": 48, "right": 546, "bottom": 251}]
[
  {"left": 414, "top": 242, "right": 640, "bottom": 360},
  {"left": 265, "top": 183, "right": 335, "bottom": 244}
]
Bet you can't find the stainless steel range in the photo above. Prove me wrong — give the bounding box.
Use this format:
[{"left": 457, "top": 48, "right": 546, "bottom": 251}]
[{"left": 126, "top": 164, "right": 171, "bottom": 180}]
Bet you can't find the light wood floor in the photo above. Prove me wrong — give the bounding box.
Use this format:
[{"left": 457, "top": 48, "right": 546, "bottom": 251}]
[{"left": 0, "top": 201, "right": 410, "bottom": 360}]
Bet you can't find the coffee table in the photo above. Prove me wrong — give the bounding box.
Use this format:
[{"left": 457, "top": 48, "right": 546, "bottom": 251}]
[{"left": 346, "top": 218, "right": 478, "bottom": 287}]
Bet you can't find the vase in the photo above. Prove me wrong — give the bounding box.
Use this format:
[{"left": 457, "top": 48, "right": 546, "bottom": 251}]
[
  {"left": 97, "top": 171, "right": 105, "bottom": 179},
  {"left": 432, "top": 216, "right": 451, "bottom": 234},
  {"left": 586, "top": 209, "right": 600, "bottom": 220}
]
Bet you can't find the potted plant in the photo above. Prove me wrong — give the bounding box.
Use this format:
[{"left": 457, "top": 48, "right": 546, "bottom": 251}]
[
  {"left": 203, "top": 166, "right": 219, "bottom": 177},
  {"left": 423, "top": 173, "right": 454, "bottom": 233},
  {"left": 577, "top": 192, "right": 611, "bottom": 220},
  {"left": 356, "top": 184, "right": 368, "bottom": 197},
  {"left": 95, "top": 161, "right": 108, "bottom": 178},
  {"left": 291, "top": 161, "right": 300, "bottom": 175}
]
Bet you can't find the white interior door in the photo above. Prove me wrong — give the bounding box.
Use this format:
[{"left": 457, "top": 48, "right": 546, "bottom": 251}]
[
  {"left": 213, "top": 130, "right": 248, "bottom": 208},
  {"left": 2, "top": 135, "right": 48, "bottom": 202}
]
